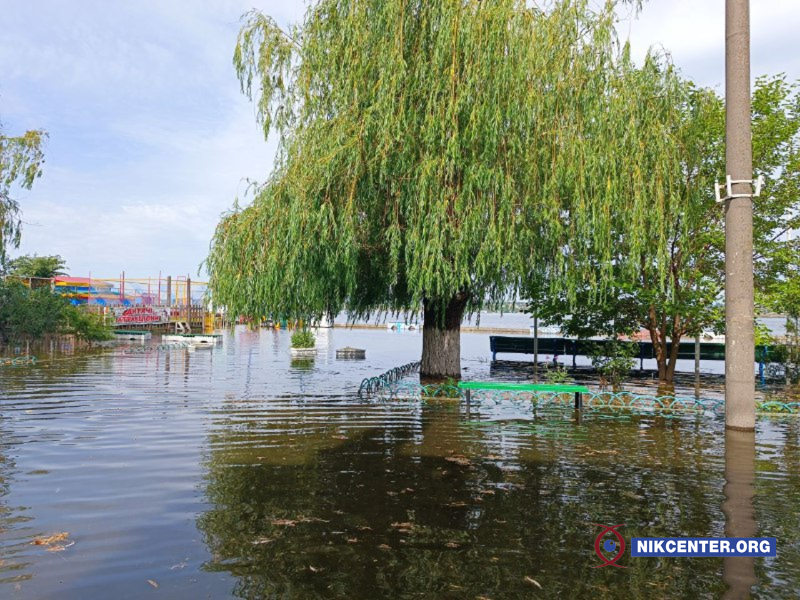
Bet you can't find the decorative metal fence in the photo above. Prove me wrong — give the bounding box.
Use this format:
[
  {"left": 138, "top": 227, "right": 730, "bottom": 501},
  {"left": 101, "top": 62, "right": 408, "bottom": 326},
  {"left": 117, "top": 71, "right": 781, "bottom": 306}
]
[
  {"left": 122, "top": 343, "right": 191, "bottom": 354},
  {"left": 362, "top": 377, "right": 800, "bottom": 416},
  {"left": 358, "top": 362, "right": 421, "bottom": 395},
  {"left": 0, "top": 355, "right": 37, "bottom": 367}
]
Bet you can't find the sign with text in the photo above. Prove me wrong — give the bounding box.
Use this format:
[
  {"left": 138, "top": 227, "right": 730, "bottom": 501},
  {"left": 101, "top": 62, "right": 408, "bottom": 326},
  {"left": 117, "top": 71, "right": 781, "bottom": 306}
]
[{"left": 113, "top": 306, "right": 171, "bottom": 325}]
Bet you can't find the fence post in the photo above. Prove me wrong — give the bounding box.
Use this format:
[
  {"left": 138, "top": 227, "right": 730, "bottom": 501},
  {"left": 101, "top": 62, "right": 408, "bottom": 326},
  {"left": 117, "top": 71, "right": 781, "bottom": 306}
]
[
  {"left": 185, "top": 278, "right": 192, "bottom": 329},
  {"left": 695, "top": 335, "right": 701, "bottom": 381},
  {"left": 533, "top": 315, "right": 539, "bottom": 381}
]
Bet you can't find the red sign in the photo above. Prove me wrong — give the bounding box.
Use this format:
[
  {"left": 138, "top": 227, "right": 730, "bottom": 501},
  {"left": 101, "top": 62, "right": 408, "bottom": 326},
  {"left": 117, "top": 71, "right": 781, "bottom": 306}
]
[{"left": 113, "top": 306, "right": 170, "bottom": 325}]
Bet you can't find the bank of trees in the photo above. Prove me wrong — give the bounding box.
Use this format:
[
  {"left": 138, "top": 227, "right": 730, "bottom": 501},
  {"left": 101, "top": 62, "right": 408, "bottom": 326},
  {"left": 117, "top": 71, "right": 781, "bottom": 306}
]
[{"left": 0, "top": 255, "right": 111, "bottom": 345}]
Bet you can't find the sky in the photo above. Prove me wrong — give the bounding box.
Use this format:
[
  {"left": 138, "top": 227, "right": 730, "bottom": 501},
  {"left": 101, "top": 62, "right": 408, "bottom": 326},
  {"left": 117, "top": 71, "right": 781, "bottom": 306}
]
[{"left": 1, "top": 0, "right": 798, "bottom": 279}]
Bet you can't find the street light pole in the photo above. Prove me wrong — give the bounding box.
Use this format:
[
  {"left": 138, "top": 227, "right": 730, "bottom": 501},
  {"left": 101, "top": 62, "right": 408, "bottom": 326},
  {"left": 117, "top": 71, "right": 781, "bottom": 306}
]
[{"left": 725, "top": 0, "right": 755, "bottom": 430}]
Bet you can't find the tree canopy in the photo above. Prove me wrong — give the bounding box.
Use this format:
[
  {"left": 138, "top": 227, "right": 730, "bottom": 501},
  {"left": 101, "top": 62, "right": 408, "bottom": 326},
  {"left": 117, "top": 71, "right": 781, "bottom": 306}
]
[
  {"left": 8, "top": 253, "right": 68, "bottom": 279},
  {"left": 207, "top": 0, "right": 693, "bottom": 375},
  {"left": 0, "top": 125, "right": 46, "bottom": 265},
  {"left": 530, "top": 75, "right": 800, "bottom": 382}
]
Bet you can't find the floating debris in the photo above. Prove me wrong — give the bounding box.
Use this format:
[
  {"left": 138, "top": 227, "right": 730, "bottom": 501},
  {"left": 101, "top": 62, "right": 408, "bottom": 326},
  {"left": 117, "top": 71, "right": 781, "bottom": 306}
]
[
  {"left": 390, "top": 522, "right": 414, "bottom": 533},
  {"left": 524, "top": 576, "right": 542, "bottom": 589},
  {"left": 32, "top": 532, "right": 71, "bottom": 551}
]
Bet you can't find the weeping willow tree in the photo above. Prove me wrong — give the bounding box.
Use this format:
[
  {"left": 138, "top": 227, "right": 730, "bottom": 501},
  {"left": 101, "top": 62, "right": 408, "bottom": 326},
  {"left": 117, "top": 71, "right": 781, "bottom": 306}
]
[
  {"left": 207, "top": 0, "right": 687, "bottom": 378},
  {"left": 0, "top": 125, "right": 46, "bottom": 266}
]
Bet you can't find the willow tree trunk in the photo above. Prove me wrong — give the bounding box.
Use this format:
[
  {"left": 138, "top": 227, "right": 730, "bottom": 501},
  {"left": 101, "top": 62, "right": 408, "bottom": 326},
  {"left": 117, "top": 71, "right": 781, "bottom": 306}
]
[{"left": 420, "top": 294, "right": 468, "bottom": 380}]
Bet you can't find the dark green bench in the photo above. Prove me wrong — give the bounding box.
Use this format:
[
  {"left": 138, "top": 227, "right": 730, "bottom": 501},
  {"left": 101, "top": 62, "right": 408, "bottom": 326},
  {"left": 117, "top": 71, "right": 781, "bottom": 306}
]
[{"left": 458, "top": 381, "right": 591, "bottom": 410}]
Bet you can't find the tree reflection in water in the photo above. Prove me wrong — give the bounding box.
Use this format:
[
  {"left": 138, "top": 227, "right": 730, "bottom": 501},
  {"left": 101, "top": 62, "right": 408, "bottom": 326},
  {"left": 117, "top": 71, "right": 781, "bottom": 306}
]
[{"left": 197, "top": 399, "right": 765, "bottom": 598}]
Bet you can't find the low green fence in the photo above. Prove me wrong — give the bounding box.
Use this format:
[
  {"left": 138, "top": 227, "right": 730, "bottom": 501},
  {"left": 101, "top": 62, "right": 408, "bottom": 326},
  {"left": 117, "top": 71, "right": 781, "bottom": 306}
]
[
  {"left": 0, "top": 355, "right": 37, "bottom": 367},
  {"left": 369, "top": 381, "right": 800, "bottom": 416}
]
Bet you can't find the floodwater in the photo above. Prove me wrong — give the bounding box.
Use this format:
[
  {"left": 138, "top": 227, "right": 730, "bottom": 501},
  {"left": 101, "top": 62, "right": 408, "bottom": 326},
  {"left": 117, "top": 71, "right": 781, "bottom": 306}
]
[{"left": 1, "top": 327, "right": 799, "bottom": 599}]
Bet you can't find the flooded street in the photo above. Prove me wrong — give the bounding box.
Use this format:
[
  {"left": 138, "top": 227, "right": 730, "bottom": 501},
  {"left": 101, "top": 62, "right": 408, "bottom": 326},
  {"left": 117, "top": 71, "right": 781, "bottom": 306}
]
[{"left": 1, "top": 327, "right": 799, "bottom": 598}]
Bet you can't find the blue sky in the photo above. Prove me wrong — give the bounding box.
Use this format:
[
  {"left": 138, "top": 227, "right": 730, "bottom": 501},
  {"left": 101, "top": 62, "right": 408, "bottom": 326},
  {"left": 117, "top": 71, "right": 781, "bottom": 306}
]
[{"left": 1, "top": 0, "right": 798, "bottom": 279}]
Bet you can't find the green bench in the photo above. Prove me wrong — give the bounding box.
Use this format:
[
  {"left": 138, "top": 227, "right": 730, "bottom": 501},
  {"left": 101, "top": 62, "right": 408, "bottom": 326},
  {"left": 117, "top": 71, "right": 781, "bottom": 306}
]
[{"left": 458, "top": 381, "right": 591, "bottom": 410}]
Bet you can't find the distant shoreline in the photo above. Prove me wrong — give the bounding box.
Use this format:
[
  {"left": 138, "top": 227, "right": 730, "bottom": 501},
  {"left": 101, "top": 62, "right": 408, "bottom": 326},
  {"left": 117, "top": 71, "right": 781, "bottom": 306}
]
[
  {"left": 333, "top": 322, "right": 788, "bottom": 344},
  {"left": 333, "top": 323, "right": 530, "bottom": 334}
]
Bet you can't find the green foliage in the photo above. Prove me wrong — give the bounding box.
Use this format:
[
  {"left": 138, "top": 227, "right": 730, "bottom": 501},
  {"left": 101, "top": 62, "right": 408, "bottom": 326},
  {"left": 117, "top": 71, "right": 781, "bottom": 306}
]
[
  {"left": 425, "top": 377, "right": 461, "bottom": 398},
  {"left": 8, "top": 254, "right": 68, "bottom": 279},
  {"left": 765, "top": 316, "right": 800, "bottom": 384},
  {"left": 208, "top": 0, "right": 689, "bottom": 330},
  {"left": 542, "top": 364, "right": 570, "bottom": 384},
  {"left": 62, "top": 306, "right": 113, "bottom": 343},
  {"left": 290, "top": 329, "right": 315, "bottom": 348},
  {"left": 529, "top": 75, "right": 800, "bottom": 382},
  {"left": 0, "top": 127, "right": 47, "bottom": 265},
  {"left": 0, "top": 279, "right": 66, "bottom": 344},
  {"left": 0, "top": 279, "right": 111, "bottom": 344},
  {"left": 754, "top": 322, "right": 775, "bottom": 347},
  {"left": 589, "top": 341, "right": 638, "bottom": 388}
]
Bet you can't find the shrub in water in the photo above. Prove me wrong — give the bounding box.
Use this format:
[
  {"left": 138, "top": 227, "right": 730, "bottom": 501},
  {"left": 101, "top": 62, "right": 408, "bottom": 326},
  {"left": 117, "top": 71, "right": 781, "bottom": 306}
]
[
  {"left": 589, "top": 340, "right": 638, "bottom": 388},
  {"left": 542, "top": 364, "right": 570, "bottom": 384},
  {"left": 291, "top": 329, "right": 315, "bottom": 348}
]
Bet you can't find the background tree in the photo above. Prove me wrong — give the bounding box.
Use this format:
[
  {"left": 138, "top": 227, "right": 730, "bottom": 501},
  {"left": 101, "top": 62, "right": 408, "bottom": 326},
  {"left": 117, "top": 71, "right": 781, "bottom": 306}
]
[
  {"left": 207, "top": 0, "right": 687, "bottom": 378},
  {"left": 0, "top": 279, "right": 112, "bottom": 345},
  {"left": 0, "top": 123, "right": 46, "bottom": 266},
  {"left": 7, "top": 253, "right": 68, "bottom": 279},
  {"left": 530, "top": 75, "right": 800, "bottom": 384},
  {"left": 0, "top": 279, "right": 65, "bottom": 345}
]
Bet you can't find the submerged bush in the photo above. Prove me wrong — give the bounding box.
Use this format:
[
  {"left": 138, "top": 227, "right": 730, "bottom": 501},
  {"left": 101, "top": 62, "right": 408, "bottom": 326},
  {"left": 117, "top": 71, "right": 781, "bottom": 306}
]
[
  {"left": 542, "top": 364, "right": 570, "bottom": 384},
  {"left": 0, "top": 279, "right": 112, "bottom": 345},
  {"left": 589, "top": 340, "right": 638, "bottom": 388},
  {"left": 0, "top": 280, "right": 66, "bottom": 344},
  {"left": 424, "top": 377, "right": 461, "bottom": 398},
  {"left": 291, "top": 329, "right": 315, "bottom": 348},
  {"left": 63, "top": 306, "right": 113, "bottom": 343}
]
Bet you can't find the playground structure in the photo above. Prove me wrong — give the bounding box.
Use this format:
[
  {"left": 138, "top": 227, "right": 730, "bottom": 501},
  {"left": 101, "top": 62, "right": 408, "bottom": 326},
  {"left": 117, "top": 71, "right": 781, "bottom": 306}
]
[
  {"left": 52, "top": 274, "right": 207, "bottom": 307},
  {"left": 9, "top": 274, "right": 217, "bottom": 333}
]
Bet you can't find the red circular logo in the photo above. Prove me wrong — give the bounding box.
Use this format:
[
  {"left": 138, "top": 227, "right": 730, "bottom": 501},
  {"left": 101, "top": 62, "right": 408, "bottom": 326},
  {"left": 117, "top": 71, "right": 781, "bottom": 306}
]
[{"left": 593, "top": 523, "right": 627, "bottom": 568}]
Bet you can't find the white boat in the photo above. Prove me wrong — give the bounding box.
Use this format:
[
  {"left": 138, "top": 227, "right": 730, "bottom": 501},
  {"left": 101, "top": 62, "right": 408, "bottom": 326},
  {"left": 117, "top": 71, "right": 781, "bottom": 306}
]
[
  {"left": 113, "top": 330, "right": 152, "bottom": 341},
  {"left": 162, "top": 333, "right": 222, "bottom": 345}
]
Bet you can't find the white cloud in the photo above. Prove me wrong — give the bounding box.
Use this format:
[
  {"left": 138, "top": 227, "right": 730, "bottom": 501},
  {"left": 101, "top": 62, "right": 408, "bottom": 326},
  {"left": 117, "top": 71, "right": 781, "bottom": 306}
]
[
  {"left": 2, "top": 0, "right": 798, "bottom": 280},
  {"left": 624, "top": 0, "right": 800, "bottom": 88}
]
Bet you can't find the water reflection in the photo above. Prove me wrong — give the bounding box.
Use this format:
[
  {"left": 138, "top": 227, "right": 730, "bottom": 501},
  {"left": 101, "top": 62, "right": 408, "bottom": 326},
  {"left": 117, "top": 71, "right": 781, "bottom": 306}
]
[
  {"left": 197, "top": 397, "right": 743, "bottom": 598},
  {"left": 0, "top": 330, "right": 798, "bottom": 598},
  {"left": 0, "top": 415, "right": 35, "bottom": 587},
  {"left": 723, "top": 429, "right": 757, "bottom": 599}
]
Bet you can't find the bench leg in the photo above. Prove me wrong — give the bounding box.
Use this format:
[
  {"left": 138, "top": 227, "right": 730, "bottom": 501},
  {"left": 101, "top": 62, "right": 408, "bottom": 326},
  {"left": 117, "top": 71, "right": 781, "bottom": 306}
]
[
  {"left": 465, "top": 388, "right": 471, "bottom": 419},
  {"left": 492, "top": 352, "right": 496, "bottom": 361},
  {"left": 574, "top": 392, "right": 583, "bottom": 410}
]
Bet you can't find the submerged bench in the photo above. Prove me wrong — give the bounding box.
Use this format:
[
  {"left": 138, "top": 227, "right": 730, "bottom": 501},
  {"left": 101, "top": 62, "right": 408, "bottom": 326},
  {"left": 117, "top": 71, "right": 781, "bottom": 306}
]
[{"left": 458, "top": 381, "right": 591, "bottom": 410}]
